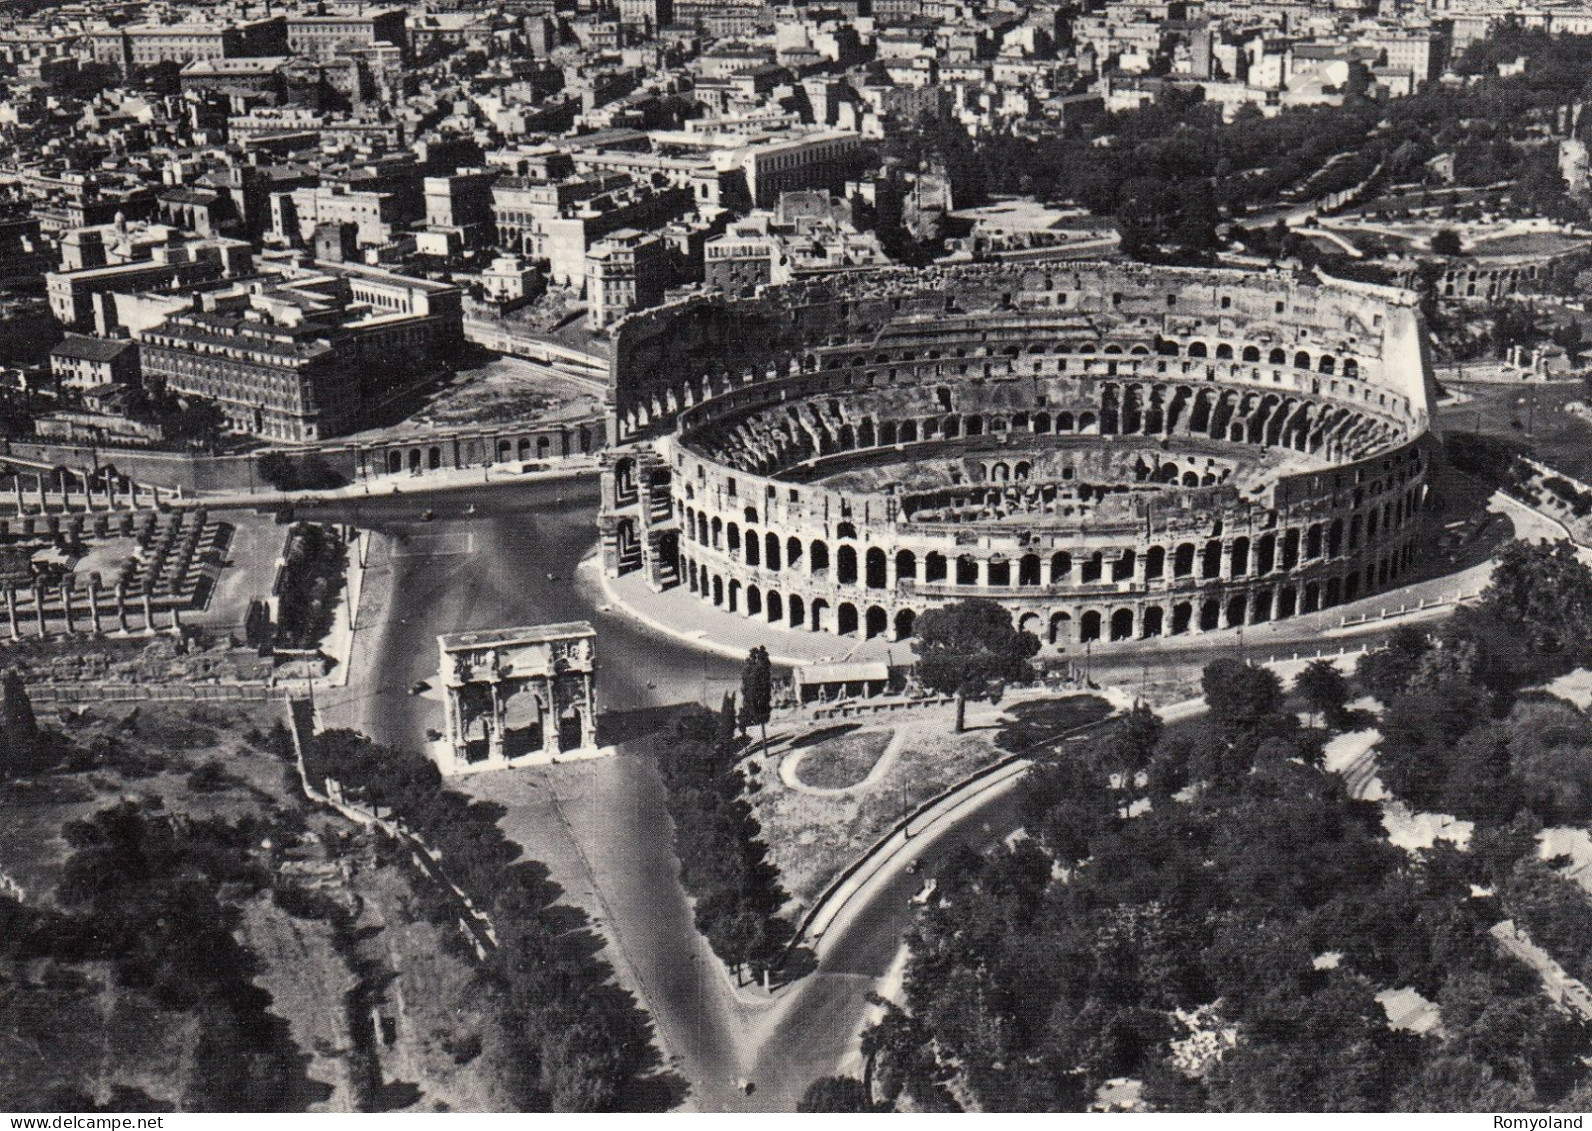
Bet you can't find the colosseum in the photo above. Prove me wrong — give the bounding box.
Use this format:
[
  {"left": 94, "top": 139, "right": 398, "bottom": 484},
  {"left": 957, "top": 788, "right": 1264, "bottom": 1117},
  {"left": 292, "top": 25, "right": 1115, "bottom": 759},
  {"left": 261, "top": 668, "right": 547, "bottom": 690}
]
[{"left": 596, "top": 262, "right": 1436, "bottom": 654}]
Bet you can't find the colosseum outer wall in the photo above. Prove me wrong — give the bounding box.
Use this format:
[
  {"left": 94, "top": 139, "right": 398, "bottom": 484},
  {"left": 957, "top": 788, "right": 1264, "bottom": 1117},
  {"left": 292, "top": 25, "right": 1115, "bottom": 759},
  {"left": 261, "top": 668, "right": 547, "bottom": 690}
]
[{"left": 598, "top": 263, "right": 1437, "bottom": 653}]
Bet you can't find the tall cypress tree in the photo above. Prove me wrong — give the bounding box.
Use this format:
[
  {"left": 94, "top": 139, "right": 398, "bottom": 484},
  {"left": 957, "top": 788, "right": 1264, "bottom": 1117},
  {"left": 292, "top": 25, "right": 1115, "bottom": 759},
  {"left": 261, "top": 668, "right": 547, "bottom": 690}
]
[
  {"left": 0, "top": 669, "right": 37, "bottom": 777},
  {"left": 739, "top": 647, "right": 773, "bottom": 752}
]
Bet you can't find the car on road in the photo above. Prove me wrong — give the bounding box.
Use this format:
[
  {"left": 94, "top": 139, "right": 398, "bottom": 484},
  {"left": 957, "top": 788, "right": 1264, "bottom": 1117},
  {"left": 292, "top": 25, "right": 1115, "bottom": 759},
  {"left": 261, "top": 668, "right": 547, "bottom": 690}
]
[{"left": 409, "top": 680, "right": 430, "bottom": 695}]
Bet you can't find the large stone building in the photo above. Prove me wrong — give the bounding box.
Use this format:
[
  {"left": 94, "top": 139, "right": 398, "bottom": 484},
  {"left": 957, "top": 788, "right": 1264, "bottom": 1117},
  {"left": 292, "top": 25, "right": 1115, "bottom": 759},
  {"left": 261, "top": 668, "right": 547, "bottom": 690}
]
[
  {"left": 586, "top": 228, "right": 666, "bottom": 330},
  {"left": 285, "top": 10, "right": 407, "bottom": 59},
  {"left": 270, "top": 184, "right": 404, "bottom": 249},
  {"left": 88, "top": 17, "right": 288, "bottom": 74},
  {"left": 734, "top": 131, "right": 868, "bottom": 210},
  {"left": 491, "top": 175, "right": 692, "bottom": 286},
  {"left": 45, "top": 233, "right": 254, "bottom": 333},
  {"left": 599, "top": 263, "right": 1436, "bottom": 653},
  {"left": 136, "top": 263, "right": 462, "bottom": 442}
]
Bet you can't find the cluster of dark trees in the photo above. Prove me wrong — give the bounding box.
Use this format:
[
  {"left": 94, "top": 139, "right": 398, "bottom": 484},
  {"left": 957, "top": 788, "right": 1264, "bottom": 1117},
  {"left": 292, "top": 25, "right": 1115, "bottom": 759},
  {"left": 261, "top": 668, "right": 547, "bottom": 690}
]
[
  {"left": 274, "top": 523, "right": 348, "bottom": 651},
  {"left": 652, "top": 701, "right": 792, "bottom": 981},
  {"left": 862, "top": 544, "right": 1592, "bottom": 1111},
  {"left": 1361, "top": 541, "right": 1592, "bottom": 828},
  {"left": 307, "top": 729, "right": 656, "bottom": 1111},
  {"left": 1, "top": 800, "right": 301, "bottom": 1111},
  {"left": 888, "top": 26, "right": 1592, "bottom": 260},
  {"left": 257, "top": 452, "right": 348, "bottom": 493}
]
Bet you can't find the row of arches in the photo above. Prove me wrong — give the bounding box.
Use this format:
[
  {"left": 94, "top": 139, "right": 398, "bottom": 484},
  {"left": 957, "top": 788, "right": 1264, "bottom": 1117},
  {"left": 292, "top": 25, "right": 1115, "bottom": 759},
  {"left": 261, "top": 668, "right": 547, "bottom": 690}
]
[
  {"left": 375, "top": 427, "right": 596, "bottom": 476},
  {"left": 677, "top": 498, "right": 1422, "bottom": 592},
  {"left": 627, "top": 334, "right": 1381, "bottom": 440},
  {"left": 1176, "top": 340, "right": 1359, "bottom": 379},
  {"left": 615, "top": 287, "right": 1406, "bottom": 444},
  {"left": 676, "top": 542, "right": 1419, "bottom": 643},
  {"left": 699, "top": 375, "right": 1399, "bottom": 481},
  {"left": 811, "top": 335, "right": 1364, "bottom": 383},
  {"left": 681, "top": 557, "right": 918, "bottom": 640}
]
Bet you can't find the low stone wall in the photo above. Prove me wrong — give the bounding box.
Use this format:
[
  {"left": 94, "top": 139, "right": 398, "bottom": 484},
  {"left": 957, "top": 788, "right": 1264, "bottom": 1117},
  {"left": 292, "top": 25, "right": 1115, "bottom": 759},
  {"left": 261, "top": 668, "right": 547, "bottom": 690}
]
[{"left": 29, "top": 680, "right": 280, "bottom": 704}]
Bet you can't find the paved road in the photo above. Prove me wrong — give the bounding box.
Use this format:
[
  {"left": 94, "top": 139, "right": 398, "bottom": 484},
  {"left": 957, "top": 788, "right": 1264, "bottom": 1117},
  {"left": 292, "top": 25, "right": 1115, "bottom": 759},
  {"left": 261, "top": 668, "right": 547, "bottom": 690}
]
[
  {"left": 737, "top": 783, "right": 1034, "bottom": 1110},
  {"left": 309, "top": 477, "right": 744, "bottom": 747}
]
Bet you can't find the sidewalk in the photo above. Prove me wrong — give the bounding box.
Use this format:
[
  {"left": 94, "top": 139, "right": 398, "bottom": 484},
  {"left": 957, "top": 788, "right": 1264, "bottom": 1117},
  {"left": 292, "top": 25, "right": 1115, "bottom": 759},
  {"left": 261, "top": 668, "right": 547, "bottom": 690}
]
[{"left": 590, "top": 558, "right": 898, "bottom": 668}]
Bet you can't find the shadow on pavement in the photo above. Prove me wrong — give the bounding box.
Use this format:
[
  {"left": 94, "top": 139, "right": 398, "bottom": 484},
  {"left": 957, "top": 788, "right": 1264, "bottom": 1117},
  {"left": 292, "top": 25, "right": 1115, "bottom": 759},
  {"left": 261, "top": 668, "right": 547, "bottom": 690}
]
[{"left": 598, "top": 702, "right": 702, "bottom": 747}]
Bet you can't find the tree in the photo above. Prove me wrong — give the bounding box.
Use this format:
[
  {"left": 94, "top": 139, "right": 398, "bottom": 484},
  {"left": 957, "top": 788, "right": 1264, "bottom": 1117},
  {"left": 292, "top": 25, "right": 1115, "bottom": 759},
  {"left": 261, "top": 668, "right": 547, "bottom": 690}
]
[
  {"left": 1376, "top": 680, "right": 1492, "bottom": 808},
  {"left": 0, "top": 669, "right": 38, "bottom": 777},
  {"left": 1355, "top": 625, "right": 1432, "bottom": 702},
  {"left": 1479, "top": 540, "right": 1592, "bottom": 675},
  {"left": 1430, "top": 228, "right": 1464, "bottom": 256},
  {"left": 739, "top": 647, "right": 773, "bottom": 751},
  {"left": 1392, "top": 1054, "right": 1535, "bottom": 1112},
  {"left": 1294, "top": 660, "right": 1350, "bottom": 728},
  {"left": 257, "top": 451, "right": 346, "bottom": 492},
  {"left": 1553, "top": 319, "right": 1584, "bottom": 361},
  {"left": 718, "top": 692, "right": 738, "bottom": 749},
  {"left": 1105, "top": 702, "right": 1164, "bottom": 774},
  {"left": 1490, "top": 301, "right": 1538, "bottom": 358},
  {"left": 1201, "top": 659, "right": 1283, "bottom": 733},
  {"left": 798, "top": 1075, "right": 873, "bottom": 1112},
  {"left": 913, "top": 599, "right": 1040, "bottom": 731},
  {"left": 257, "top": 451, "right": 298, "bottom": 492},
  {"left": 1505, "top": 697, "right": 1592, "bottom": 824}
]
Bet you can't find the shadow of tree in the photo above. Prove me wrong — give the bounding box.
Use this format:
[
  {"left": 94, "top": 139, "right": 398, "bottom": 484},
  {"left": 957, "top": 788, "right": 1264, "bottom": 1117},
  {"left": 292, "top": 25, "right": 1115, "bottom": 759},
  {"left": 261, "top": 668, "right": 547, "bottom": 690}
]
[{"left": 599, "top": 702, "right": 700, "bottom": 747}]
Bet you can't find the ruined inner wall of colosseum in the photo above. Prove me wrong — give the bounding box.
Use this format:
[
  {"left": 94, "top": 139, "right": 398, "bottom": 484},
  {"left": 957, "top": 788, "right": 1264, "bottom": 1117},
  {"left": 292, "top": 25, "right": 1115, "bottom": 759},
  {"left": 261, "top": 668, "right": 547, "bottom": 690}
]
[{"left": 599, "top": 263, "right": 1436, "bottom": 652}]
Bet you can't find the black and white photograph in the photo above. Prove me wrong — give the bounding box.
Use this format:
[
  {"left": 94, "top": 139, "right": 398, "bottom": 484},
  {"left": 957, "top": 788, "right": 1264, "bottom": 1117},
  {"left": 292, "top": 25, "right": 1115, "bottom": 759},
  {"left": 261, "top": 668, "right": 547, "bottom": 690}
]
[{"left": 2, "top": 0, "right": 1592, "bottom": 1118}]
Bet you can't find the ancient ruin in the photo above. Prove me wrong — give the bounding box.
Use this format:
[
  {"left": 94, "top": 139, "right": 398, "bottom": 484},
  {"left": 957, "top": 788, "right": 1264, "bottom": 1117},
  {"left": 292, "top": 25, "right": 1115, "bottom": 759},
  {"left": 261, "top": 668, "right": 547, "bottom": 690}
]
[
  {"left": 599, "top": 262, "right": 1437, "bottom": 652},
  {"left": 434, "top": 621, "right": 600, "bottom": 775}
]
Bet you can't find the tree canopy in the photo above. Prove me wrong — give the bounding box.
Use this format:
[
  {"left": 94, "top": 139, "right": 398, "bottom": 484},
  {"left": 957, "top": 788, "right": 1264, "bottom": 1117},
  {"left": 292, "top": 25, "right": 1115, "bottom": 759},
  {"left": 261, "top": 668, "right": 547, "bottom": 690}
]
[
  {"left": 798, "top": 1076, "right": 874, "bottom": 1112},
  {"left": 913, "top": 599, "right": 1040, "bottom": 730},
  {"left": 1295, "top": 660, "right": 1351, "bottom": 727},
  {"left": 863, "top": 625, "right": 1592, "bottom": 1111}
]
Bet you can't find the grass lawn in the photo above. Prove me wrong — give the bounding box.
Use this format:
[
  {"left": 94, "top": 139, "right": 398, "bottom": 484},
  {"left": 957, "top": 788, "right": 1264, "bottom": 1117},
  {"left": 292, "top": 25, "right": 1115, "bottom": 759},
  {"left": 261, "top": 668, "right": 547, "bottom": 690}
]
[
  {"left": 751, "top": 693, "right": 1113, "bottom": 918},
  {"left": 793, "top": 728, "right": 894, "bottom": 790}
]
